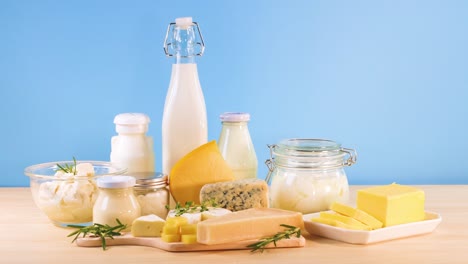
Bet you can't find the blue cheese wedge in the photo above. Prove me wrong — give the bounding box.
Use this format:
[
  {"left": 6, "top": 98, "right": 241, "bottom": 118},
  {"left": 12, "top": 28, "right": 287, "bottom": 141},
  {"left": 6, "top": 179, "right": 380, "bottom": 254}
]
[{"left": 199, "top": 179, "right": 269, "bottom": 212}]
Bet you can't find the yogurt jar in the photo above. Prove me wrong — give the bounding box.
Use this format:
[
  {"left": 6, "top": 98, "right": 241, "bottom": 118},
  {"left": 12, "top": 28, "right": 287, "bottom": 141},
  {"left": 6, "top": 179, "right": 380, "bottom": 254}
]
[
  {"left": 266, "top": 139, "right": 357, "bottom": 214},
  {"left": 93, "top": 176, "right": 141, "bottom": 231}
]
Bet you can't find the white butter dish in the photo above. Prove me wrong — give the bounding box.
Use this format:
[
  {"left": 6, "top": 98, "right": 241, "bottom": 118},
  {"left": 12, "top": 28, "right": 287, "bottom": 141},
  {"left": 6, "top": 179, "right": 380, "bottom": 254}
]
[{"left": 303, "top": 211, "right": 441, "bottom": 244}]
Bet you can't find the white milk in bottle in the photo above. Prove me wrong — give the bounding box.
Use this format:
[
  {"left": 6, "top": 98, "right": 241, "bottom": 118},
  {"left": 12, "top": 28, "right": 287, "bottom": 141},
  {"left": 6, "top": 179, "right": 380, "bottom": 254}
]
[
  {"left": 162, "top": 17, "right": 208, "bottom": 182},
  {"left": 218, "top": 112, "right": 258, "bottom": 180}
]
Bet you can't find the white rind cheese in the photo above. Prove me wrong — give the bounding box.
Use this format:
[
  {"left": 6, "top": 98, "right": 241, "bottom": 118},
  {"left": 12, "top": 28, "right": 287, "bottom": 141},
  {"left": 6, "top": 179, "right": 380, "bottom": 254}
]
[{"left": 199, "top": 179, "right": 269, "bottom": 212}]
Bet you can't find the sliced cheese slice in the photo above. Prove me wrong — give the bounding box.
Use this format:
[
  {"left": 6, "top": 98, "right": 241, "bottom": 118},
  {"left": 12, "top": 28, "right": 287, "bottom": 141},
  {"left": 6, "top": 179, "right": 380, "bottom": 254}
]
[{"left": 197, "top": 208, "right": 304, "bottom": 245}]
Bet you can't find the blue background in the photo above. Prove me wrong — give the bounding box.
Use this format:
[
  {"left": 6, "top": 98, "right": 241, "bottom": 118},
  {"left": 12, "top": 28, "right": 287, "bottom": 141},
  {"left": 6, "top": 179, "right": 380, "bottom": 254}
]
[{"left": 2, "top": 0, "right": 467, "bottom": 187}]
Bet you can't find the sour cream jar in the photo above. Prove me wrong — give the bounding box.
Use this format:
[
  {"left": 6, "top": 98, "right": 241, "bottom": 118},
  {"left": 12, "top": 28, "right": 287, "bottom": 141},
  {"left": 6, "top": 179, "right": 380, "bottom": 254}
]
[
  {"left": 93, "top": 176, "right": 141, "bottom": 231},
  {"left": 266, "top": 139, "right": 357, "bottom": 214}
]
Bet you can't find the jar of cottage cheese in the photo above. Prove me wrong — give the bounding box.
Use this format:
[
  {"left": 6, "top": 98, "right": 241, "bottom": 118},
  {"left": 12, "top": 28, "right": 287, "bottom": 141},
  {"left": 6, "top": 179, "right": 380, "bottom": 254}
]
[
  {"left": 266, "top": 139, "right": 357, "bottom": 214},
  {"left": 134, "top": 173, "right": 169, "bottom": 219}
]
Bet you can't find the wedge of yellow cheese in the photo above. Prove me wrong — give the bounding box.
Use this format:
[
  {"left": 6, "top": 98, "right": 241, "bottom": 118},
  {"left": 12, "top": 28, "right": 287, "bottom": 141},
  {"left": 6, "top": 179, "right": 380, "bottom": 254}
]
[
  {"left": 197, "top": 208, "right": 304, "bottom": 245},
  {"left": 319, "top": 212, "right": 372, "bottom": 230},
  {"left": 169, "top": 140, "right": 235, "bottom": 204},
  {"left": 357, "top": 183, "right": 425, "bottom": 227},
  {"left": 131, "top": 214, "right": 165, "bottom": 237},
  {"left": 330, "top": 202, "right": 383, "bottom": 229}
]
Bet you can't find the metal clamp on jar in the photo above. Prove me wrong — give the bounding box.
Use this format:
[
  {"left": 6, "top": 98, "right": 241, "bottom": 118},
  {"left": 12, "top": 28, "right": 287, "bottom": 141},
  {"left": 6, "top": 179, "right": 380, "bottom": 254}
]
[
  {"left": 265, "top": 138, "right": 357, "bottom": 214},
  {"left": 133, "top": 173, "right": 169, "bottom": 219}
]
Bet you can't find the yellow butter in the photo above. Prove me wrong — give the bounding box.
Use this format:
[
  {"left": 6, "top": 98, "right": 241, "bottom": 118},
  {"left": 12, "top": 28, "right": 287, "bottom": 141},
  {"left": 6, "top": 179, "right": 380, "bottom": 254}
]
[
  {"left": 197, "top": 208, "right": 304, "bottom": 245},
  {"left": 131, "top": 214, "right": 165, "bottom": 237},
  {"left": 357, "top": 183, "right": 425, "bottom": 227},
  {"left": 330, "top": 202, "right": 383, "bottom": 229},
  {"left": 311, "top": 217, "right": 369, "bottom": 230},
  {"left": 319, "top": 212, "right": 372, "bottom": 230}
]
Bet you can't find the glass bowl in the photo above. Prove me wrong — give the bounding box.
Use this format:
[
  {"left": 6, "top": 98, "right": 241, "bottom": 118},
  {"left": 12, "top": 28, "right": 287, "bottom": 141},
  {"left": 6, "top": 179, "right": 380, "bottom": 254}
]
[{"left": 24, "top": 160, "right": 126, "bottom": 227}]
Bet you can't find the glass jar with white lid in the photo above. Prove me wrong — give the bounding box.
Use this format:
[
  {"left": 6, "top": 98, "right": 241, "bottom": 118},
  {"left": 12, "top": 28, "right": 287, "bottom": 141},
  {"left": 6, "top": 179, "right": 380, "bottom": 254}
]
[
  {"left": 266, "top": 138, "right": 357, "bottom": 214},
  {"left": 93, "top": 176, "right": 141, "bottom": 231}
]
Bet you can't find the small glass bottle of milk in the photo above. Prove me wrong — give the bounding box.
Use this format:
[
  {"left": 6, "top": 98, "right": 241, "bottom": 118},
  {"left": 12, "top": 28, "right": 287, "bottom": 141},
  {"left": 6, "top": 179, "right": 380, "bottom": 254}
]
[
  {"left": 218, "top": 112, "right": 258, "bottom": 180},
  {"left": 110, "top": 113, "right": 155, "bottom": 175},
  {"left": 162, "top": 17, "right": 207, "bottom": 176}
]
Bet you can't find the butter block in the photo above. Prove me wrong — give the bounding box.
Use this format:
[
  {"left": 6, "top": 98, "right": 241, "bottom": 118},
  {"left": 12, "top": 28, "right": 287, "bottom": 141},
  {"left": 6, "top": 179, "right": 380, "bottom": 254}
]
[
  {"left": 319, "top": 212, "right": 372, "bottom": 230},
  {"left": 197, "top": 208, "right": 304, "bottom": 245},
  {"left": 311, "top": 217, "right": 369, "bottom": 230},
  {"left": 357, "top": 183, "right": 425, "bottom": 227},
  {"left": 199, "top": 179, "right": 269, "bottom": 212},
  {"left": 330, "top": 202, "right": 383, "bottom": 229},
  {"left": 131, "top": 214, "right": 165, "bottom": 237}
]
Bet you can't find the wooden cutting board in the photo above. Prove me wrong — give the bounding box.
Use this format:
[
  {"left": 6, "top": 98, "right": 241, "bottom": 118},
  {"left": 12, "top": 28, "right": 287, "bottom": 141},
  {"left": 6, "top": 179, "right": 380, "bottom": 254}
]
[{"left": 76, "top": 233, "right": 306, "bottom": 252}]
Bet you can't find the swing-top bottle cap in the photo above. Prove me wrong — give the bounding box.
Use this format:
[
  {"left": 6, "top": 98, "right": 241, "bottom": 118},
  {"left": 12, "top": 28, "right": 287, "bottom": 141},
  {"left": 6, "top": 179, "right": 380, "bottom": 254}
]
[
  {"left": 175, "top": 17, "right": 193, "bottom": 29},
  {"left": 114, "top": 113, "right": 150, "bottom": 134}
]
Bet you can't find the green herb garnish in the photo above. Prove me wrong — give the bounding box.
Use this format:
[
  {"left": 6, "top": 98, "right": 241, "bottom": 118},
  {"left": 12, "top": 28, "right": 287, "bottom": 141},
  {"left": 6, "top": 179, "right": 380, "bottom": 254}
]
[
  {"left": 165, "top": 199, "right": 218, "bottom": 217},
  {"left": 67, "top": 219, "right": 127, "bottom": 250},
  {"left": 56, "top": 157, "right": 77, "bottom": 175},
  {"left": 247, "top": 224, "right": 301, "bottom": 253}
]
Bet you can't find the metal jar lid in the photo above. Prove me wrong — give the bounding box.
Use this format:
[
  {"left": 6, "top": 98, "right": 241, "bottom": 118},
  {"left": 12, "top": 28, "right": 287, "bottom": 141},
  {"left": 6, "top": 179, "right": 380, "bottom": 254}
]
[{"left": 133, "top": 172, "right": 168, "bottom": 190}]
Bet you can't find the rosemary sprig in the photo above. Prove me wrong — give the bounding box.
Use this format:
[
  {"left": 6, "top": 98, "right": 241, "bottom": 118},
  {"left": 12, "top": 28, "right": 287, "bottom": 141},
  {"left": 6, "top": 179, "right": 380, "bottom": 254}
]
[
  {"left": 67, "top": 219, "right": 127, "bottom": 250},
  {"left": 165, "top": 199, "right": 218, "bottom": 216},
  {"left": 247, "top": 224, "right": 301, "bottom": 252},
  {"left": 56, "top": 157, "right": 77, "bottom": 175}
]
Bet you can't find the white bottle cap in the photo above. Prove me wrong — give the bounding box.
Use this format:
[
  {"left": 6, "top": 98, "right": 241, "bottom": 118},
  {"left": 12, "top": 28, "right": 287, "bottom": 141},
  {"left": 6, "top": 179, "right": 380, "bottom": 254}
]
[
  {"left": 175, "top": 17, "right": 193, "bottom": 29},
  {"left": 97, "top": 176, "right": 136, "bottom": 189},
  {"left": 220, "top": 112, "right": 251, "bottom": 122},
  {"left": 114, "top": 113, "right": 150, "bottom": 134}
]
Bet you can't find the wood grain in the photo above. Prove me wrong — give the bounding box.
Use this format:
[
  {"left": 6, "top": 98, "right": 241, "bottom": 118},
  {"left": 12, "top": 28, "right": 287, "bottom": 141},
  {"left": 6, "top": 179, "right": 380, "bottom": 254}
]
[
  {"left": 1, "top": 186, "right": 467, "bottom": 264},
  {"left": 76, "top": 233, "right": 305, "bottom": 252}
]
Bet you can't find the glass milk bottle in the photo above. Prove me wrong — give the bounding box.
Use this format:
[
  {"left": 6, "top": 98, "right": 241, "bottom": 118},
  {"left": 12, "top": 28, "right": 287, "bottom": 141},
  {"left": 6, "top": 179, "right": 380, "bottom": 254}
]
[
  {"left": 162, "top": 17, "right": 207, "bottom": 177},
  {"left": 218, "top": 112, "right": 258, "bottom": 180},
  {"left": 110, "top": 113, "right": 155, "bottom": 175}
]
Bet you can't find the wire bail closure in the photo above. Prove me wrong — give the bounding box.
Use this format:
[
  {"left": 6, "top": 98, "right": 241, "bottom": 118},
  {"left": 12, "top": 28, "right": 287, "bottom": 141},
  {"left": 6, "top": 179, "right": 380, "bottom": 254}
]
[{"left": 163, "top": 21, "right": 205, "bottom": 57}]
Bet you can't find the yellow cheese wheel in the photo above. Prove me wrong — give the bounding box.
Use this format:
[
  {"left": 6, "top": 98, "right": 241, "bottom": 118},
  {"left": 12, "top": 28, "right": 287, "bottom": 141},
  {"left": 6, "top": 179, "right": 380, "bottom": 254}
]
[{"left": 169, "top": 140, "right": 234, "bottom": 204}]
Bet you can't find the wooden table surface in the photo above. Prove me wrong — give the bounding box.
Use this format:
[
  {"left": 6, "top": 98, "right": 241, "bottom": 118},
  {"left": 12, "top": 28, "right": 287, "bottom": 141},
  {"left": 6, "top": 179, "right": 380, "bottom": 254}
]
[{"left": 1, "top": 186, "right": 467, "bottom": 264}]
